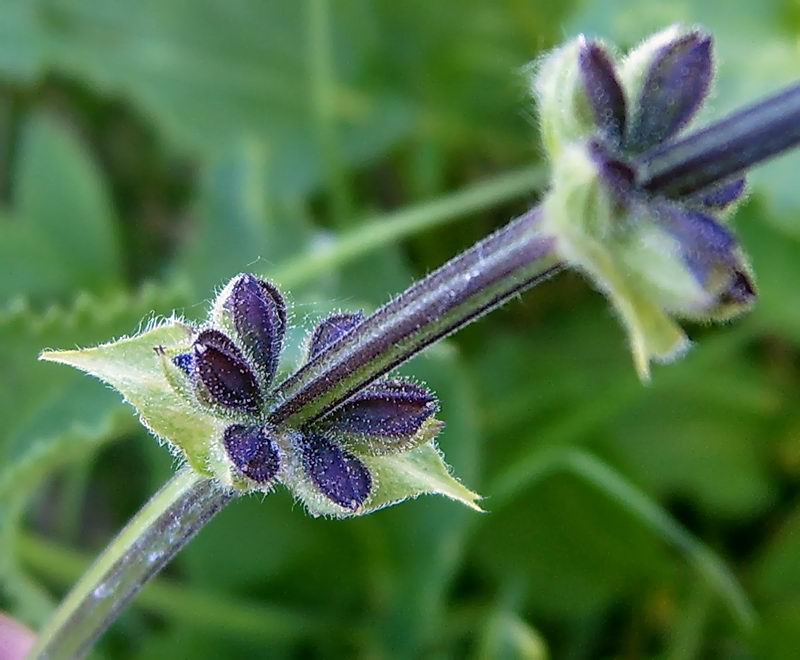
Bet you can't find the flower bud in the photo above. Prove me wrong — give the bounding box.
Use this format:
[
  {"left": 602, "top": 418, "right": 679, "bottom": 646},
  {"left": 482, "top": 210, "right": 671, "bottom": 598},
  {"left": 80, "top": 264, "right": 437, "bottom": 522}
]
[
  {"left": 534, "top": 25, "right": 756, "bottom": 380},
  {"left": 307, "top": 311, "right": 365, "bottom": 361},
  {"left": 223, "top": 424, "right": 281, "bottom": 484},
  {"left": 533, "top": 39, "right": 597, "bottom": 159},
  {"left": 299, "top": 431, "right": 372, "bottom": 511},
  {"left": 326, "top": 379, "right": 438, "bottom": 438},
  {"left": 625, "top": 30, "right": 713, "bottom": 152},
  {"left": 192, "top": 329, "right": 263, "bottom": 415},
  {"left": 579, "top": 39, "right": 627, "bottom": 145},
  {"left": 223, "top": 274, "right": 286, "bottom": 387}
]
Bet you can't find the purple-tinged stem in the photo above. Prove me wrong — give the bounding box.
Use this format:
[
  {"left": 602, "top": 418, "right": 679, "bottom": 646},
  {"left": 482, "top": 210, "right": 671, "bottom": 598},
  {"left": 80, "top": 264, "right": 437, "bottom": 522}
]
[
  {"left": 638, "top": 81, "right": 800, "bottom": 197},
  {"left": 268, "top": 206, "right": 561, "bottom": 427},
  {"left": 30, "top": 470, "right": 232, "bottom": 659}
]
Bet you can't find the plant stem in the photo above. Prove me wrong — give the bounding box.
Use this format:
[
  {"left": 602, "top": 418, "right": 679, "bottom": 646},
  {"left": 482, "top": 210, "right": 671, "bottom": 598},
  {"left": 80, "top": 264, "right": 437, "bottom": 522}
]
[
  {"left": 29, "top": 469, "right": 233, "bottom": 659},
  {"left": 638, "top": 81, "right": 800, "bottom": 196},
  {"left": 19, "top": 532, "right": 336, "bottom": 643},
  {"left": 268, "top": 205, "right": 562, "bottom": 427}
]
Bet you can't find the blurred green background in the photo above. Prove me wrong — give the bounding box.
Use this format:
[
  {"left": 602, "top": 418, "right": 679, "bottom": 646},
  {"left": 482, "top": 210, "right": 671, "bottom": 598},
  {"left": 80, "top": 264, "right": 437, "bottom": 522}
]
[{"left": 1, "top": 1, "right": 799, "bottom": 658}]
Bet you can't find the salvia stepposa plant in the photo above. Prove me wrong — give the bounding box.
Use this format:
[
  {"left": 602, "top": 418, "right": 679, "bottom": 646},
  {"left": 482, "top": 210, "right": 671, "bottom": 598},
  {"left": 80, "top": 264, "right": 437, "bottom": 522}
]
[{"left": 31, "top": 26, "right": 800, "bottom": 658}]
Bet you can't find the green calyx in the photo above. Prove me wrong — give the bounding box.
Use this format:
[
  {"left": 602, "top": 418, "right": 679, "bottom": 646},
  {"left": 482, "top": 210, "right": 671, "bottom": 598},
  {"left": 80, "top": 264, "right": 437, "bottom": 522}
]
[{"left": 534, "top": 27, "right": 755, "bottom": 380}]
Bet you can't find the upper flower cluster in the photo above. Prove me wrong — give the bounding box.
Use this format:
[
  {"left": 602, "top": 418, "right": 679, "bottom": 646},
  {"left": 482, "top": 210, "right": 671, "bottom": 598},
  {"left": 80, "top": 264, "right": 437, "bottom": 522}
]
[
  {"left": 534, "top": 26, "right": 756, "bottom": 379},
  {"left": 160, "top": 274, "right": 441, "bottom": 514}
]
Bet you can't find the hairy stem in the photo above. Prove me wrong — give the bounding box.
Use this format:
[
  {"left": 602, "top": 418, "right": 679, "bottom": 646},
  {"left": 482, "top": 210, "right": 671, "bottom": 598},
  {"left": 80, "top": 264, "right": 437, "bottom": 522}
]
[
  {"left": 268, "top": 205, "right": 562, "bottom": 426},
  {"left": 19, "top": 532, "right": 336, "bottom": 643},
  {"left": 29, "top": 469, "right": 232, "bottom": 659},
  {"left": 638, "top": 81, "right": 800, "bottom": 196}
]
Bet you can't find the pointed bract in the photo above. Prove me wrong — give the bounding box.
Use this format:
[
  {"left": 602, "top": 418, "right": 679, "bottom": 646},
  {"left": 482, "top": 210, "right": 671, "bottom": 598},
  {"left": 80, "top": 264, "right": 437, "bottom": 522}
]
[
  {"left": 307, "top": 311, "right": 365, "bottom": 361},
  {"left": 579, "top": 39, "right": 627, "bottom": 144},
  {"left": 227, "top": 274, "right": 286, "bottom": 386},
  {"left": 301, "top": 432, "right": 372, "bottom": 511},
  {"left": 627, "top": 32, "right": 713, "bottom": 152},
  {"left": 223, "top": 424, "right": 280, "bottom": 484},
  {"left": 193, "top": 329, "right": 263, "bottom": 415}
]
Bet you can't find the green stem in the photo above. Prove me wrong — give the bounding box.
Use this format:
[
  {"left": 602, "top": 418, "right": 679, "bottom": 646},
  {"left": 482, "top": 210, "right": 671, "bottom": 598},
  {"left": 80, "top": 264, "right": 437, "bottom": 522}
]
[
  {"left": 271, "top": 164, "right": 545, "bottom": 288},
  {"left": 18, "top": 532, "right": 335, "bottom": 643},
  {"left": 29, "top": 469, "right": 233, "bottom": 659}
]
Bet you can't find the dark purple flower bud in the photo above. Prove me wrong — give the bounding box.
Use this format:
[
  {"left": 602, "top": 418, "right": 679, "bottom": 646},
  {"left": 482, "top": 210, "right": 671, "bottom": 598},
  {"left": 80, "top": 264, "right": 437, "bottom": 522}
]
[
  {"left": 325, "top": 379, "right": 438, "bottom": 439},
  {"left": 691, "top": 178, "right": 747, "bottom": 210},
  {"left": 193, "top": 330, "right": 263, "bottom": 415},
  {"left": 172, "top": 352, "right": 194, "bottom": 375},
  {"left": 307, "top": 311, "right": 365, "bottom": 361},
  {"left": 655, "top": 203, "right": 756, "bottom": 313},
  {"left": 301, "top": 432, "right": 372, "bottom": 511},
  {"left": 223, "top": 424, "right": 280, "bottom": 483},
  {"left": 579, "top": 39, "right": 627, "bottom": 144},
  {"left": 628, "top": 32, "right": 713, "bottom": 152},
  {"left": 227, "top": 274, "right": 286, "bottom": 386}
]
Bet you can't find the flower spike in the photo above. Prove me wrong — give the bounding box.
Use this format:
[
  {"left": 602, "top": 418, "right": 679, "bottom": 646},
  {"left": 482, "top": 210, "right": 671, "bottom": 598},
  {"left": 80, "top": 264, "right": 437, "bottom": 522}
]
[{"left": 534, "top": 24, "right": 757, "bottom": 379}]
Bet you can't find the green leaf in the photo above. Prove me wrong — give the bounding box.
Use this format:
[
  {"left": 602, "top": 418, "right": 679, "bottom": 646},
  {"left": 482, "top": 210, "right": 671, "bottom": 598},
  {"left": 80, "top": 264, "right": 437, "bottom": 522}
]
[
  {"left": 0, "top": 284, "right": 188, "bottom": 473},
  {"left": 0, "top": 284, "right": 188, "bottom": 621},
  {"left": 2, "top": 112, "right": 122, "bottom": 301},
  {"left": 481, "top": 447, "right": 753, "bottom": 627},
  {"left": 39, "top": 320, "right": 222, "bottom": 475},
  {"left": 0, "top": 0, "right": 412, "bottom": 198}
]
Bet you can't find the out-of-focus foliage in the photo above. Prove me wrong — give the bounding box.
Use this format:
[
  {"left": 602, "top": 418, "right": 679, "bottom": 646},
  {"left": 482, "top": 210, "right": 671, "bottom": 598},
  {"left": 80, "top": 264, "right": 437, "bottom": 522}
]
[{"left": 0, "top": 0, "right": 798, "bottom": 657}]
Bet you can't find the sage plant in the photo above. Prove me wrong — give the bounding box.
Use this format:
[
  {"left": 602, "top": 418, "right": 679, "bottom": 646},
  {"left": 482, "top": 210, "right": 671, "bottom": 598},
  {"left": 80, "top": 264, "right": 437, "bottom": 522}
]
[{"left": 31, "top": 26, "right": 800, "bottom": 658}]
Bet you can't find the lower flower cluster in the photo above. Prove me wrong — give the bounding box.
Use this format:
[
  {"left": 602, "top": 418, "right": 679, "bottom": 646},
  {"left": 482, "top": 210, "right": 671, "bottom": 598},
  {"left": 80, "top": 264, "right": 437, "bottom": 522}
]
[{"left": 161, "top": 274, "right": 441, "bottom": 513}]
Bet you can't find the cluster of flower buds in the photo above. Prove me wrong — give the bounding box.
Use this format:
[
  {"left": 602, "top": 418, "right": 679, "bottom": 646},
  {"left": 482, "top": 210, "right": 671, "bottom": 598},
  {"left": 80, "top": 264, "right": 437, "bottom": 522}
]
[
  {"left": 534, "top": 26, "right": 756, "bottom": 378},
  {"left": 159, "top": 274, "right": 442, "bottom": 513}
]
